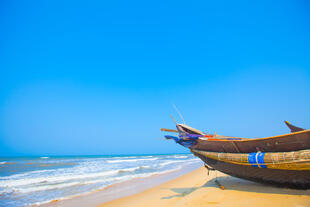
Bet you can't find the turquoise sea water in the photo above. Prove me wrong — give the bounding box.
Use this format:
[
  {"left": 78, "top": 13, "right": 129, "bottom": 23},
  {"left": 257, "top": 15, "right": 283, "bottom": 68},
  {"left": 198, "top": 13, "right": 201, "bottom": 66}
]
[{"left": 0, "top": 154, "right": 200, "bottom": 206}]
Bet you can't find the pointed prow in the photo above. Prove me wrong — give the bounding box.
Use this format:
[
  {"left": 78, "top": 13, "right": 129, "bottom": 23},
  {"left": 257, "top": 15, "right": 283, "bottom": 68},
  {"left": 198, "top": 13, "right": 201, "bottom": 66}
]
[
  {"left": 176, "top": 123, "right": 204, "bottom": 135},
  {"left": 169, "top": 105, "right": 204, "bottom": 135},
  {"left": 284, "top": 121, "right": 305, "bottom": 133}
]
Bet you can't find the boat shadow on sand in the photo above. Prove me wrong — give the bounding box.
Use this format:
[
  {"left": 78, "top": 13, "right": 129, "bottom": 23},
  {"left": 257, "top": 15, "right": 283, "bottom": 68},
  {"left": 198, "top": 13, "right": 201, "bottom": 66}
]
[{"left": 161, "top": 174, "right": 310, "bottom": 200}]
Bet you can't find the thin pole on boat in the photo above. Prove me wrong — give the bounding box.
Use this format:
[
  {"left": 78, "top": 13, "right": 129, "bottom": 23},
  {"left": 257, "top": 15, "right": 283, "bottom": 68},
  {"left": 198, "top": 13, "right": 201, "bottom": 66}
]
[
  {"left": 172, "top": 103, "right": 186, "bottom": 124},
  {"left": 170, "top": 114, "right": 178, "bottom": 125},
  {"left": 161, "top": 128, "right": 179, "bottom": 133}
]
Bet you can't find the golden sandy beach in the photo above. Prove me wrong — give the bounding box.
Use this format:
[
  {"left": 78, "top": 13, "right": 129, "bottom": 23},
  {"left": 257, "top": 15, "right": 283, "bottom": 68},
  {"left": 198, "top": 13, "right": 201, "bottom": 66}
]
[{"left": 99, "top": 167, "right": 310, "bottom": 207}]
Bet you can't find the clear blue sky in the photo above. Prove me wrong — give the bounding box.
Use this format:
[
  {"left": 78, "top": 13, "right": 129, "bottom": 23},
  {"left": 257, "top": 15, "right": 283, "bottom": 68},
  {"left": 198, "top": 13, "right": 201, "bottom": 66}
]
[{"left": 0, "top": 0, "right": 309, "bottom": 156}]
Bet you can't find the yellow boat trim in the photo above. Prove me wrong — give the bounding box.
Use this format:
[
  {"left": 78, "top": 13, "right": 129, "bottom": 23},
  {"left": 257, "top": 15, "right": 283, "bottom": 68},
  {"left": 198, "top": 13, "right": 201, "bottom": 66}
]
[{"left": 213, "top": 129, "right": 310, "bottom": 142}]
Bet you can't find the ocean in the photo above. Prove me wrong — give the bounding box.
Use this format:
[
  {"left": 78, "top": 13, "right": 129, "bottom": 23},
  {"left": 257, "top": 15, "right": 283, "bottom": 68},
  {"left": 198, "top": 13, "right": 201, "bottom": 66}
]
[{"left": 0, "top": 154, "right": 201, "bottom": 207}]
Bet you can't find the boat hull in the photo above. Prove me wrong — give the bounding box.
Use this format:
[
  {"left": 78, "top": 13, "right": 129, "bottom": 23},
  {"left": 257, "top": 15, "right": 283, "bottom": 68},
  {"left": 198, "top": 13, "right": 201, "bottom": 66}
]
[
  {"left": 191, "top": 130, "right": 310, "bottom": 153},
  {"left": 193, "top": 152, "right": 310, "bottom": 189}
]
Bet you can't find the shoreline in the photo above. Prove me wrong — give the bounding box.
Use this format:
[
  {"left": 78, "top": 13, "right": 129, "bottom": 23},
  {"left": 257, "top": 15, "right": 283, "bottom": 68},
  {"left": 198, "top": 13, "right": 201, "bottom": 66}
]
[
  {"left": 100, "top": 167, "right": 310, "bottom": 207},
  {"left": 37, "top": 161, "right": 202, "bottom": 207},
  {"left": 35, "top": 161, "right": 310, "bottom": 207}
]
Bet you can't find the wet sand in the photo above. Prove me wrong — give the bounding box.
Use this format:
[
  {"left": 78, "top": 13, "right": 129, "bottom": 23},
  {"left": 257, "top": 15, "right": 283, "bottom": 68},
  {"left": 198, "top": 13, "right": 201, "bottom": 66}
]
[
  {"left": 99, "top": 167, "right": 310, "bottom": 207},
  {"left": 38, "top": 162, "right": 201, "bottom": 207}
]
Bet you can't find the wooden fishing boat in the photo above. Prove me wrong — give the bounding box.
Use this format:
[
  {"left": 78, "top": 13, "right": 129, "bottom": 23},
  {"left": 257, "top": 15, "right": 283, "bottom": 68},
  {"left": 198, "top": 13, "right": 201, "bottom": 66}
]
[{"left": 162, "top": 121, "right": 310, "bottom": 188}]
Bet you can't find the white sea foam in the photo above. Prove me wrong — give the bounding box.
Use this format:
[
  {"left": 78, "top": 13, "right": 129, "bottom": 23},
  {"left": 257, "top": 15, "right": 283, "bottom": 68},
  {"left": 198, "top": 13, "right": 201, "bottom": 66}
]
[
  {"left": 106, "top": 158, "right": 158, "bottom": 163},
  {"left": 173, "top": 155, "right": 188, "bottom": 158},
  {"left": 0, "top": 164, "right": 153, "bottom": 190},
  {"left": 1, "top": 176, "right": 119, "bottom": 195},
  {"left": 0, "top": 165, "right": 174, "bottom": 194},
  {"left": 20, "top": 167, "right": 183, "bottom": 206},
  {"left": 0, "top": 169, "right": 119, "bottom": 188},
  {"left": 159, "top": 159, "right": 198, "bottom": 167},
  {"left": 159, "top": 160, "right": 187, "bottom": 167},
  {"left": 40, "top": 157, "right": 49, "bottom": 159},
  {"left": 15, "top": 181, "right": 82, "bottom": 194},
  {"left": 118, "top": 165, "right": 151, "bottom": 173},
  {"left": 0, "top": 161, "right": 7, "bottom": 165}
]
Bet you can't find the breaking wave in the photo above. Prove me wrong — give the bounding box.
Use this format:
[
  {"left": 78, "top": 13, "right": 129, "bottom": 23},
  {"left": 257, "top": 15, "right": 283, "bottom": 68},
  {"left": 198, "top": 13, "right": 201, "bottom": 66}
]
[
  {"left": 106, "top": 158, "right": 158, "bottom": 163},
  {"left": 0, "top": 154, "right": 200, "bottom": 207}
]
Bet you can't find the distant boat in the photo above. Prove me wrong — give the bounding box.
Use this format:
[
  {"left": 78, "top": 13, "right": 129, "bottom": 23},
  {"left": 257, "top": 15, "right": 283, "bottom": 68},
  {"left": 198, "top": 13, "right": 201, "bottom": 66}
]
[{"left": 162, "top": 120, "right": 310, "bottom": 188}]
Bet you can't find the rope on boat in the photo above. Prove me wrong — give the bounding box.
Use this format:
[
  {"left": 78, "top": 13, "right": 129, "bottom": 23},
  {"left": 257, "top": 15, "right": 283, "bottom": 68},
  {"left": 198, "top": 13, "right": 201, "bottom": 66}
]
[{"left": 193, "top": 149, "right": 310, "bottom": 170}]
